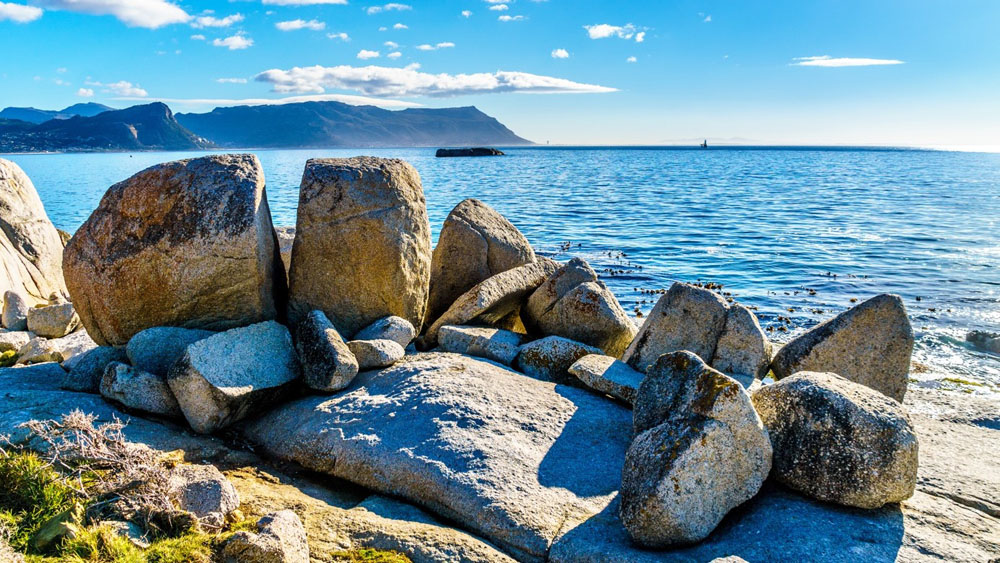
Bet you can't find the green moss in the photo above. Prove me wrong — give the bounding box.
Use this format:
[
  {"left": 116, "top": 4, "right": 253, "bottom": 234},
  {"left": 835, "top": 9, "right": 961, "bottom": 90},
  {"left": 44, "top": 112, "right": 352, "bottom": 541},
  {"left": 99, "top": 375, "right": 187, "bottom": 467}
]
[
  {"left": 0, "top": 350, "right": 18, "bottom": 367},
  {"left": 0, "top": 451, "right": 77, "bottom": 552},
  {"left": 942, "top": 377, "right": 983, "bottom": 387},
  {"left": 145, "top": 532, "right": 213, "bottom": 563},
  {"left": 329, "top": 548, "right": 412, "bottom": 562}
]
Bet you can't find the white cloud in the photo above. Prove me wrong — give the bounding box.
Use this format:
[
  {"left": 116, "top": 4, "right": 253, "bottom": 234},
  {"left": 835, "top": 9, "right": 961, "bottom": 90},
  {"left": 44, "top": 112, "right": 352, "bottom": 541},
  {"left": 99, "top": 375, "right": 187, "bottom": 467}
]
[
  {"left": 262, "top": 0, "right": 345, "bottom": 4},
  {"left": 393, "top": 22, "right": 407, "bottom": 29},
  {"left": 498, "top": 14, "right": 523, "bottom": 21},
  {"left": 791, "top": 55, "right": 904, "bottom": 67},
  {"left": 551, "top": 48, "right": 568, "bottom": 59},
  {"left": 488, "top": 3, "right": 507, "bottom": 10},
  {"left": 53, "top": 78, "right": 70, "bottom": 86},
  {"left": 0, "top": 2, "right": 42, "bottom": 23},
  {"left": 254, "top": 64, "right": 618, "bottom": 97},
  {"left": 76, "top": 87, "right": 94, "bottom": 97},
  {"left": 213, "top": 33, "right": 253, "bottom": 50},
  {"left": 276, "top": 18, "right": 325, "bottom": 30},
  {"left": 384, "top": 40, "right": 398, "bottom": 48},
  {"left": 635, "top": 31, "right": 645, "bottom": 42},
  {"left": 116, "top": 93, "right": 420, "bottom": 109},
  {"left": 483, "top": 0, "right": 505, "bottom": 3},
  {"left": 704, "top": 15, "right": 711, "bottom": 22},
  {"left": 585, "top": 23, "right": 645, "bottom": 41},
  {"left": 357, "top": 49, "right": 380, "bottom": 59},
  {"left": 626, "top": 56, "right": 637, "bottom": 63},
  {"left": 217, "top": 77, "right": 248, "bottom": 83},
  {"left": 386, "top": 51, "right": 401, "bottom": 59},
  {"left": 87, "top": 80, "right": 147, "bottom": 96},
  {"left": 366, "top": 3, "right": 410, "bottom": 15},
  {"left": 191, "top": 13, "right": 243, "bottom": 28},
  {"left": 461, "top": 10, "right": 471, "bottom": 17},
  {"left": 34, "top": 0, "right": 189, "bottom": 28},
  {"left": 327, "top": 31, "right": 349, "bottom": 40},
  {"left": 190, "top": 33, "right": 205, "bottom": 40},
  {"left": 416, "top": 42, "right": 454, "bottom": 51}
]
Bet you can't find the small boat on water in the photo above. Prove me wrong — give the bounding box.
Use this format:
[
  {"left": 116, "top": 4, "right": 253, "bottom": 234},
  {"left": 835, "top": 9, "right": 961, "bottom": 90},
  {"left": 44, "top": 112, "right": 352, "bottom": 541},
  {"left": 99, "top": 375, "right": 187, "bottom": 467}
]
[{"left": 700, "top": 139, "right": 708, "bottom": 148}]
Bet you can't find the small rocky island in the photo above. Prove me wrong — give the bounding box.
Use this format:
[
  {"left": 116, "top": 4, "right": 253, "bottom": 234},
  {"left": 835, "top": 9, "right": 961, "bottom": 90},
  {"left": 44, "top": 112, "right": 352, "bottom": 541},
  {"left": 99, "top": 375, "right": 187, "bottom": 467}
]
[
  {"left": 435, "top": 147, "right": 505, "bottom": 157},
  {"left": 0, "top": 155, "right": 996, "bottom": 562}
]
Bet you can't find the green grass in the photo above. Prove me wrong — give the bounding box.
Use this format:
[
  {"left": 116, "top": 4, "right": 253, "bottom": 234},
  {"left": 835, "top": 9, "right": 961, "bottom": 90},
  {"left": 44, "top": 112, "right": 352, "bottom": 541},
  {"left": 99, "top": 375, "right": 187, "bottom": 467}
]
[
  {"left": 144, "top": 533, "right": 213, "bottom": 563},
  {"left": 0, "top": 451, "right": 77, "bottom": 552},
  {"left": 941, "top": 377, "right": 983, "bottom": 387},
  {"left": 329, "top": 548, "right": 412, "bottom": 562}
]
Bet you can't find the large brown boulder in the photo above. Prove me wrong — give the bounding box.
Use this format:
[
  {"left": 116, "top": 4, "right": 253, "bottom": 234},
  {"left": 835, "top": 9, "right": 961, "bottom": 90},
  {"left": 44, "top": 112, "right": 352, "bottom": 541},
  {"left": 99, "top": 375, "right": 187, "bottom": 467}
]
[
  {"left": 287, "top": 158, "right": 431, "bottom": 336},
  {"left": 0, "top": 159, "right": 67, "bottom": 306},
  {"left": 426, "top": 199, "right": 535, "bottom": 323},
  {"left": 62, "top": 154, "right": 285, "bottom": 346}
]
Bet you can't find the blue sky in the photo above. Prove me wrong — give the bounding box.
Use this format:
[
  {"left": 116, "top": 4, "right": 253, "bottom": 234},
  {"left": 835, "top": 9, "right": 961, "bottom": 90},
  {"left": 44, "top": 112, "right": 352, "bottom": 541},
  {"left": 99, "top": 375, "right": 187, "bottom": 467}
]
[{"left": 1, "top": 0, "right": 998, "bottom": 147}]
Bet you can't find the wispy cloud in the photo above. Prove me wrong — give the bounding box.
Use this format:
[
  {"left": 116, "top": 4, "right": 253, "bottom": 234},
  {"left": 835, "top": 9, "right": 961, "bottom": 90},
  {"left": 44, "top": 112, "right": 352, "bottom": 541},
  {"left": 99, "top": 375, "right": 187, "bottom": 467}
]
[
  {"left": 191, "top": 13, "right": 242, "bottom": 28},
  {"left": 213, "top": 33, "right": 253, "bottom": 50},
  {"left": 76, "top": 87, "right": 94, "bottom": 97},
  {"left": 498, "top": 14, "right": 524, "bottom": 21},
  {"left": 384, "top": 40, "right": 398, "bottom": 48},
  {"left": 415, "top": 42, "right": 454, "bottom": 51},
  {"left": 585, "top": 23, "right": 645, "bottom": 42},
  {"left": 387, "top": 51, "right": 401, "bottom": 59},
  {"left": 0, "top": 2, "right": 42, "bottom": 23},
  {"left": 276, "top": 18, "right": 325, "bottom": 31},
  {"left": 86, "top": 80, "right": 148, "bottom": 97},
  {"left": 357, "top": 49, "right": 380, "bottom": 59},
  {"left": 461, "top": 9, "right": 471, "bottom": 17},
  {"left": 115, "top": 93, "right": 421, "bottom": 109},
  {"left": 366, "top": 3, "right": 410, "bottom": 15},
  {"left": 254, "top": 64, "right": 618, "bottom": 97},
  {"left": 704, "top": 14, "right": 711, "bottom": 22},
  {"left": 551, "top": 48, "right": 569, "bottom": 59},
  {"left": 33, "top": 0, "right": 189, "bottom": 28},
  {"left": 261, "top": 0, "right": 346, "bottom": 4},
  {"left": 791, "top": 55, "right": 904, "bottom": 67},
  {"left": 626, "top": 56, "right": 637, "bottom": 63},
  {"left": 327, "top": 31, "right": 349, "bottom": 40},
  {"left": 488, "top": 3, "right": 507, "bottom": 10},
  {"left": 216, "top": 77, "right": 248, "bottom": 83},
  {"left": 190, "top": 33, "right": 205, "bottom": 40},
  {"left": 393, "top": 22, "right": 407, "bottom": 29}
]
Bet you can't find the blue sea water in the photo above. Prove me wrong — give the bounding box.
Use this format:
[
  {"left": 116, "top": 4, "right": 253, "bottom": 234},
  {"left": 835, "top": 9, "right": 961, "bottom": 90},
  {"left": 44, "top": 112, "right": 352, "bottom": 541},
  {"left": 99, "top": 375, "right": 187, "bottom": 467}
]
[{"left": 7, "top": 147, "right": 1000, "bottom": 391}]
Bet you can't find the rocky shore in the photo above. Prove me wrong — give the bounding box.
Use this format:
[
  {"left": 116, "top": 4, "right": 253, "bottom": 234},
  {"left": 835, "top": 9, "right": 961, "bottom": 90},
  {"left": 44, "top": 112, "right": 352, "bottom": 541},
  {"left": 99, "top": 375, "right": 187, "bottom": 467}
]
[{"left": 0, "top": 154, "right": 997, "bottom": 561}]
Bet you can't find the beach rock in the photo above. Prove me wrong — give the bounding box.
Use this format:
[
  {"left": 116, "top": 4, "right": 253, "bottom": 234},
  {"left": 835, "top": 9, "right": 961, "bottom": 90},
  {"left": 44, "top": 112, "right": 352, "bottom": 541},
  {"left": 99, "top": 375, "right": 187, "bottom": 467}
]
[
  {"left": 524, "top": 258, "right": 636, "bottom": 358},
  {"left": 423, "top": 259, "right": 559, "bottom": 348},
  {"left": 61, "top": 345, "right": 128, "bottom": 392},
  {"left": 516, "top": 335, "right": 602, "bottom": 383},
  {"left": 126, "top": 326, "right": 215, "bottom": 378},
  {"left": 620, "top": 351, "right": 772, "bottom": 547},
  {"left": 295, "top": 310, "right": 358, "bottom": 392},
  {"left": 0, "top": 328, "right": 31, "bottom": 352},
  {"left": 711, "top": 303, "right": 773, "bottom": 380},
  {"left": 274, "top": 226, "right": 295, "bottom": 281},
  {"left": 242, "top": 353, "right": 632, "bottom": 562},
  {"left": 62, "top": 154, "right": 285, "bottom": 346},
  {"left": 0, "top": 159, "right": 68, "bottom": 305},
  {"left": 2, "top": 290, "right": 30, "bottom": 330},
  {"left": 966, "top": 330, "right": 1000, "bottom": 354},
  {"left": 26, "top": 303, "right": 80, "bottom": 338},
  {"left": 353, "top": 315, "right": 416, "bottom": 347},
  {"left": 287, "top": 157, "right": 431, "bottom": 336},
  {"left": 752, "top": 371, "right": 918, "bottom": 509},
  {"left": 567, "top": 354, "right": 643, "bottom": 405},
  {"left": 100, "top": 361, "right": 182, "bottom": 417},
  {"left": 168, "top": 464, "right": 240, "bottom": 519},
  {"left": 771, "top": 294, "right": 913, "bottom": 402},
  {"left": 348, "top": 339, "right": 405, "bottom": 370},
  {"left": 17, "top": 337, "right": 61, "bottom": 364},
  {"left": 100, "top": 520, "right": 149, "bottom": 549},
  {"left": 221, "top": 510, "right": 309, "bottom": 563},
  {"left": 167, "top": 321, "right": 299, "bottom": 434},
  {"left": 426, "top": 199, "right": 535, "bottom": 323},
  {"left": 47, "top": 330, "right": 98, "bottom": 363},
  {"left": 624, "top": 282, "right": 730, "bottom": 373},
  {"left": 438, "top": 325, "right": 524, "bottom": 366}
]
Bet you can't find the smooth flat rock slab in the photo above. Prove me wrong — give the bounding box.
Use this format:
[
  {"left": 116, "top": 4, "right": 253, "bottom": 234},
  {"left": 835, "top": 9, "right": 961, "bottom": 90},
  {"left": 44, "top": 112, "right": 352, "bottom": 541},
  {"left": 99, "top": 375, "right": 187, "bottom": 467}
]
[
  {"left": 568, "top": 354, "right": 643, "bottom": 405},
  {"left": 243, "top": 352, "right": 633, "bottom": 562}
]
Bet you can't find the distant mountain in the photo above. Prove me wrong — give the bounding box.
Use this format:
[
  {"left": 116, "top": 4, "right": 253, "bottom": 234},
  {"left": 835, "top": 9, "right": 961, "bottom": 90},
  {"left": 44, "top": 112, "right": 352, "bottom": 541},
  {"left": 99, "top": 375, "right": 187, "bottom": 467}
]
[
  {"left": 0, "top": 102, "right": 114, "bottom": 124},
  {"left": 0, "top": 103, "right": 212, "bottom": 152},
  {"left": 176, "top": 101, "right": 531, "bottom": 148}
]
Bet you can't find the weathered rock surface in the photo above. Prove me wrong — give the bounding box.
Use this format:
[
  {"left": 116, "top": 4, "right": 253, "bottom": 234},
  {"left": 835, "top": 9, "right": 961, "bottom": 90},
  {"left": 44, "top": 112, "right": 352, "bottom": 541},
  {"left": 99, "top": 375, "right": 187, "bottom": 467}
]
[
  {"left": 243, "top": 353, "right": 633, "bottom": 562},
  {"left": 17, "top": 336, "right": 59, "bottom": 364},
  {"left": 524, "top": 258, "right": 636, "bottom": 358},
  {"left": 287, "top": 157, "right": 431, "bottom": 336},
  {"left": 22, "top": 329, "right": 98, "bottom": 366},
  {"left": 516, "top": 335, "right": 602, "bottom": 383},
  {"left": 274, "top": 226, "right": 295, "bottom": 282},
  {"left": 167, "top": 321, "right": 299, "bottom": 433},
  {"left": 620, "top": 351, "right": 772, "bottom": 546},
  {"left": 426, "top": 198, "right": 535, "bottom": 323},
  {"left": 752, "top": 371, "right": 918, "bottom": 509},
  {"left": 26, "top": 302, "right": 80, "bottom": 338},
  {"left": 422, "top": 259, "right": 558, "bottom": 348},
  {"left": 771, "top": 294, "right": 913, "bottom": 402},
  {"left": 62, "top": 154, "right": 285, "bottom": 346},
  {"left": 295, "top": 310, "right": 358, "bottom": 392},
  {"left": 624, "top": 282, "right": 730, "bottom": 373},
  {"left": 438, "top": 325, "right": 524, "bottom": 366},
  {"left": 0, "top": 159, "right": 68, "bottom": 306},
  {"left": 966, "top": 329, "right": 1000, "bottom": 354},
  {"left": 61, "top": 345, "right": 128, "bottom": 392},
  {"left": 2, "top": 290, "right": 30, "bottom": 330},
  {"left": 347, "top": 339, "right": 405, "bottom": 370},
  {"left": 0, "top": 328, "right": 31, "bottom": 352},
  {"left": 168, "top": 463, "right": 240, "bottom": 519},
  {"left": 221, "top": 510, "right": 309, "bottom": 563},
  {"left": 126, "top": 326, "right": 215, "bottom": 377},
  {"left": 567, "top": 354, "right": 643, "bottom": 405},
  {"left": 100, "top": 361, "right": 181, "bottom": 417},
  {"left": 711, "top": 303, "right": 772, "bottom": 380},
  {"left": 353, "top": 315, "right": 416, "bottom": 347}
]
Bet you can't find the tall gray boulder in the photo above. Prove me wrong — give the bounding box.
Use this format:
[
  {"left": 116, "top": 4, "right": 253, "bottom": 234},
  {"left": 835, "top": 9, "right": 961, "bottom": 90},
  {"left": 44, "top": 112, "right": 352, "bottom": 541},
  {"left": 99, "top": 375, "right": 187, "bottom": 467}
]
[
  {"left": 711, "top": 303, "right": 773, "bottom": 380},
  {"left": 62, "top": 154, "right": 285, "bottom": 346},
  {"left": 295, "top": 310, "right": 358, "bottom": 392},
  {"left": 287, "top": 158, "right": 431, "bottom": 337},
  {"left": 426, "top": 199, "right": 535, "bottom": 323},
  {"left": 770, "top": 294, "right": 913, "bottom": 402},
  {"left": 0, "top": 159, "right": 68, "bottom": 306}
]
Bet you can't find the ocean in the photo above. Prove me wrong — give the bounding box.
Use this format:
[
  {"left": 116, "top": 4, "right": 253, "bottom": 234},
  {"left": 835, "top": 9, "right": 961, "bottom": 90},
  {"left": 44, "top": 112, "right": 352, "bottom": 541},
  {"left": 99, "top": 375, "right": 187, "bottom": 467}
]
[{"left": 6, "top": 146, "right": 1000, "bottom": 391}]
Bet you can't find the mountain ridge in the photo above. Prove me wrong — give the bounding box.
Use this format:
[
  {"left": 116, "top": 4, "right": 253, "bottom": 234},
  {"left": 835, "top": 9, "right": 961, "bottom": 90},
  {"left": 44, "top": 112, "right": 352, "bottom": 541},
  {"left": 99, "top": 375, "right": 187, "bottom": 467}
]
[{"left": 0, "top": 103, "right": 114, "bottom": 124}]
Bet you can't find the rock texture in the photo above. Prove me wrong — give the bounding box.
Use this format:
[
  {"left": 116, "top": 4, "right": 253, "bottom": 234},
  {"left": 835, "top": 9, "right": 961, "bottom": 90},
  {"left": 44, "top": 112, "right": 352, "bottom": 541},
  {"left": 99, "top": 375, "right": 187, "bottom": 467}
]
[
  {"left": 624, "top": 282, "right": 730, "bottom": 373},
  {"left": 2, "top": 290, "right": 30, "bottom": 330},
  {"left": 61, "top": 345, "right": 128, "bottom": 392},
  {"left": 168, "top": 464, "right": 240, "bottom": 519},
  {"left": 771, "top": 294, "right": 913, "bottom": 402},
  {"left": 126, "top": 326, "right": 214, "bottom": 377},
  {"left": 422, "top": 259, "right": 558, "bottom": 348},
  {"left": 243, "top": 353, "right": 633, "bottom": 562},
  {"left": 516, "top": 335, "right": 602, "bottom": 383},
  {"left": 167, "top": 321, "right": 299, "bottom": 433},
  {"left": 0, "top": 328, "right": 31, "bottom": 352},
  {"left": 567, "top": 354, "right": 643, "bottom": 405},
  {"left": 966, "top": 330, "right": 1000, "bottom": 354},
  {"left": 752, "top": 371, "right": 918, "bottom": 509},
  {"left": 26, "top": 302, "right": 80, "bottom": 338},
  {"left": 221, "top": 510, "right": 309, "bottom": 563},
  {"left": 287, "top": 157, "right": 431, "bottom": 336},
  {"left": 0, "top": 159, "right": 68, "bottom": 306},
  {"left": 426, "top": 199, "right": 535, "bottom": 323},
  {"left": 62, "top": 154, "right": 285, "bottom": 346},
  {"left": 711, "top": 303, "right": 772, "bottom": 379},
  {"left": 524, "top": 258, "right": 636, "bottom": 358},
  {"left": 17, "top": 330, "right": 95, "bottom": 365},
  {"left": 295, "top": 310, "right": 358, "bottom": 392},
  {"left": 620, "top": 351, "right": 772, "bottom": 546},
  {"left": 100, "top": 361, "right": 181, "bottom": 417},
  {"left": 347, "top": 339, "right": 405, "bottom": 370},
  {"left": 353, "top": 315, "right": 416, "bottom": 347},
  {"left": 438, "top": 325, "right": 523, "bottom": 366}
]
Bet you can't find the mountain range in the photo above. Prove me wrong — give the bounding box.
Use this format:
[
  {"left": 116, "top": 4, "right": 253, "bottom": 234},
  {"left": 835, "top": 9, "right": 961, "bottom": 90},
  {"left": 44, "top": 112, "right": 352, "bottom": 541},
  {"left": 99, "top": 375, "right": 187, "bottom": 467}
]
[{"left": 0, "top": 101, "right": 531, "bottom": 152}]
